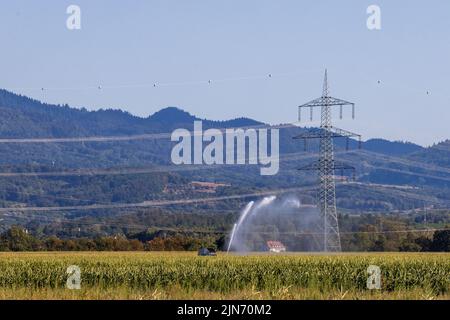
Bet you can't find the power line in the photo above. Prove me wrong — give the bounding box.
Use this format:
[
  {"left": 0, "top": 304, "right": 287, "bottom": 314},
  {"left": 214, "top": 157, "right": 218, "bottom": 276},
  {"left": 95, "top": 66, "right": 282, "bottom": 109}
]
[
  {"left": 0, "top": 123, "right": 299, "bottom": 144},
  {"left": 0, "top": 169, "right": 448, "bottom": 214},
  {"left": 0, "top": 149, "right": 449, "bottom": 183},
  {"left": 354, "top": 149, "right": 450, "bottom": 175},
  {"left": 4, "top": 211, "right": 448, "bottom": 237},
  {"left": 0, "top": 164, "right": 220, "bottom": 177},
  {"left": 0, "top": 150, "right": 336, "bottom": 178},
  {"left": 5, "top": 71, "right": 305, "bottom": 92},
  {"left": 0, "top": 186, "right": 316, "bottom": 213}
]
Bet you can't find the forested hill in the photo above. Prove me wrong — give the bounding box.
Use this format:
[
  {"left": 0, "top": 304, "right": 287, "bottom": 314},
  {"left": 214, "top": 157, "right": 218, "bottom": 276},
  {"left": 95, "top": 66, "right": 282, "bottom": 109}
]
[
  {"left": 0, "top": 89, "right": 426, "bottom": 155},
  {"left": 0, "top": 89, "right": 261, "bottom": 138},
  {"left": 0, "top": 88, "right": 448, "bottom": 218},
  {"left": 408, "top": 140, "right": 450, "bottom": 167}
]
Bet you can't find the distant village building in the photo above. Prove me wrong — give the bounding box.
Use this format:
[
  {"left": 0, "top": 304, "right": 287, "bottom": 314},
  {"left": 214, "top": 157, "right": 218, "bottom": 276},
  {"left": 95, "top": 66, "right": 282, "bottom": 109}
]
[
  {"left": 190, "top": 181, "right": 230, "bottom": 194},
  {"left": 266, "top": 241, "right": 286, "bottom": 253},
  {"left": 163, "top": 181, "right": 230, "bottom": 195}
]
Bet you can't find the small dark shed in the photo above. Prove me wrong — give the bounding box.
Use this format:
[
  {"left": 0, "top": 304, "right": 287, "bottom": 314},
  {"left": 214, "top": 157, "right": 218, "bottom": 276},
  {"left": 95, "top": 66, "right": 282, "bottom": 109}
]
[{"left": 198, "top": 247, "right": 217, "bottom": 256}]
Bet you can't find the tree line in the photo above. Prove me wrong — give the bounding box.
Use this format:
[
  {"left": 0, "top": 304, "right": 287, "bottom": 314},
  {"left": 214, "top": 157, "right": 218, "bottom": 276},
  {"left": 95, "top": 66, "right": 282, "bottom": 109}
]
[
  {"left": 0, "top": 226, "right": 219, "bottom": 252},
  {"left": 0, "top": 225, "right": 448, "bottom": 252}
]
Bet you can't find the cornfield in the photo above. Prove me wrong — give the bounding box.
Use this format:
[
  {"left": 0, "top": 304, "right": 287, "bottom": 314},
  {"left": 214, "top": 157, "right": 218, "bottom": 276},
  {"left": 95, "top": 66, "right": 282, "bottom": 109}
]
[{"left": 0, "top": 252, "right": 448, "bottom": 299}]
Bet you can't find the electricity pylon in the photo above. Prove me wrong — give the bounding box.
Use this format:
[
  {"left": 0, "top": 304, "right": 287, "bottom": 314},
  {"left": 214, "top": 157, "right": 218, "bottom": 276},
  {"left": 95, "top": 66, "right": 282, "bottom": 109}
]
[{"left": 294, "top": 70, "right": 361, "bottom": 252}]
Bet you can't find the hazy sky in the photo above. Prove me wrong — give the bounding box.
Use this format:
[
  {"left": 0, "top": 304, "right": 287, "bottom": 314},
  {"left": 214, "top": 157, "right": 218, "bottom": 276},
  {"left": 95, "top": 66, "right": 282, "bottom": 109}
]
[{"left": 1, "top": 0, "right": 449, "bottom": 146}]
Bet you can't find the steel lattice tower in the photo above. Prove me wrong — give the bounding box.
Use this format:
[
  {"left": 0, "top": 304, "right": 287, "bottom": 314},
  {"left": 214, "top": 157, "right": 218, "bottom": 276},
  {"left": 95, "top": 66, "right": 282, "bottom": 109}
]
[{"left": 295, "top": 70, "right": 361, "bottom": 252}]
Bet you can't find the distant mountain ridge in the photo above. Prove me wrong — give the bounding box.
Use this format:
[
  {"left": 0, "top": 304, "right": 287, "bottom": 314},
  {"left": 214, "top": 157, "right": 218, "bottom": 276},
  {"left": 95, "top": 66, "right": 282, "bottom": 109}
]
[
  {"left": 0, "top": 88, "right": 448, "bottom": 216},
  {"left": 0, "top": 89, "right": 424, "bottom": 155},
  {"left": 363, "top": 139, "right": 423, "bottom": 156},
  {"left": 0, "top": 90, "right": 262, "bottom": 137},
  {"left": 408, "top": 140, "right": 450, "bottom": 167}
]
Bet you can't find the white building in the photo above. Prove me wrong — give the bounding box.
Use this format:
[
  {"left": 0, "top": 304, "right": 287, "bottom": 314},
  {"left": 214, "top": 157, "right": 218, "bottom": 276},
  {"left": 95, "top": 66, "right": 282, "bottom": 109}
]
[{"left": 266, "top": 241, "right": 286, "bottom": 253}]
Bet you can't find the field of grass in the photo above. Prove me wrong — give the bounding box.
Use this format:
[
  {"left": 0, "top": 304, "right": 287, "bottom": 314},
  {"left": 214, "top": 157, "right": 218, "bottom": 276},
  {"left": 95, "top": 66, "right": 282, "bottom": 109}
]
[{"left": 0, "top": 252, "right": 448, "bottom": 300}]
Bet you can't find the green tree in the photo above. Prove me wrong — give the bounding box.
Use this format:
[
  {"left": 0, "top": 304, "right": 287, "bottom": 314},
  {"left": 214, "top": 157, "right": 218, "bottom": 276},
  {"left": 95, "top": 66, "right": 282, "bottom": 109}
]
[
  {"left": 415, "top": 236, "right": 432, "bottom": 252},
  {"left": 431, "top": 230, "right": 450, "bottom": 252},
  {"left": 2, "top": 226, "right": 37, "bottom": 251}
]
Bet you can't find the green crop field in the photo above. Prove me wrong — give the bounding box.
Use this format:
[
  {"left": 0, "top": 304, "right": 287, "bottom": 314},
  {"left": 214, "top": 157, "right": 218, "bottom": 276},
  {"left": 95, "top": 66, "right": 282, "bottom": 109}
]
[{"left": 0, "top": 252, "right": 448, "bottom": 300}]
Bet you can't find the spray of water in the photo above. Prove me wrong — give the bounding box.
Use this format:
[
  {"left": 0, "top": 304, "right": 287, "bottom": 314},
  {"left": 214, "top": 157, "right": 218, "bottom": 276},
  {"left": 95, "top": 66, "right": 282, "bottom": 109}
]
[
  {"left": 227, "top": 197, "right": 275, "bottom": 252},
  {"left": 227, "top": 223, "right": 237, "bottom": 253},
  {"left": 227, "top": 195, "right": 322, "bottom": 253},
  {"left": 227, "top": 201, "right": 254, "bottom": 253},
  {"left": 252, "top": 196, "right": 276, "bottom": 213},
  {"left": 235, "top": 201, "right": 255, "bottom": 230}
]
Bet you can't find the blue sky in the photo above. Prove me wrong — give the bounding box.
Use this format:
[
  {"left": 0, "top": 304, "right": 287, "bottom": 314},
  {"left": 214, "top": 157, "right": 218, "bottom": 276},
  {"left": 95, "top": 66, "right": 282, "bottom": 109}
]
[{"left": 1, "top": 0, "right": 449, "bottom": 146}]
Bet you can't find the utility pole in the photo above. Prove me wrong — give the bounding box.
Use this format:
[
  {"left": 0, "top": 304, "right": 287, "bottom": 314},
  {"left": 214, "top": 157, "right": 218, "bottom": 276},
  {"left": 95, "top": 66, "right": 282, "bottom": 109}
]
[
  {"left": 295, "top": 70, "right": 361, "bottom": 252},
  {"left": 424, "top": 205, "right": 428, "bottom": 229}
]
